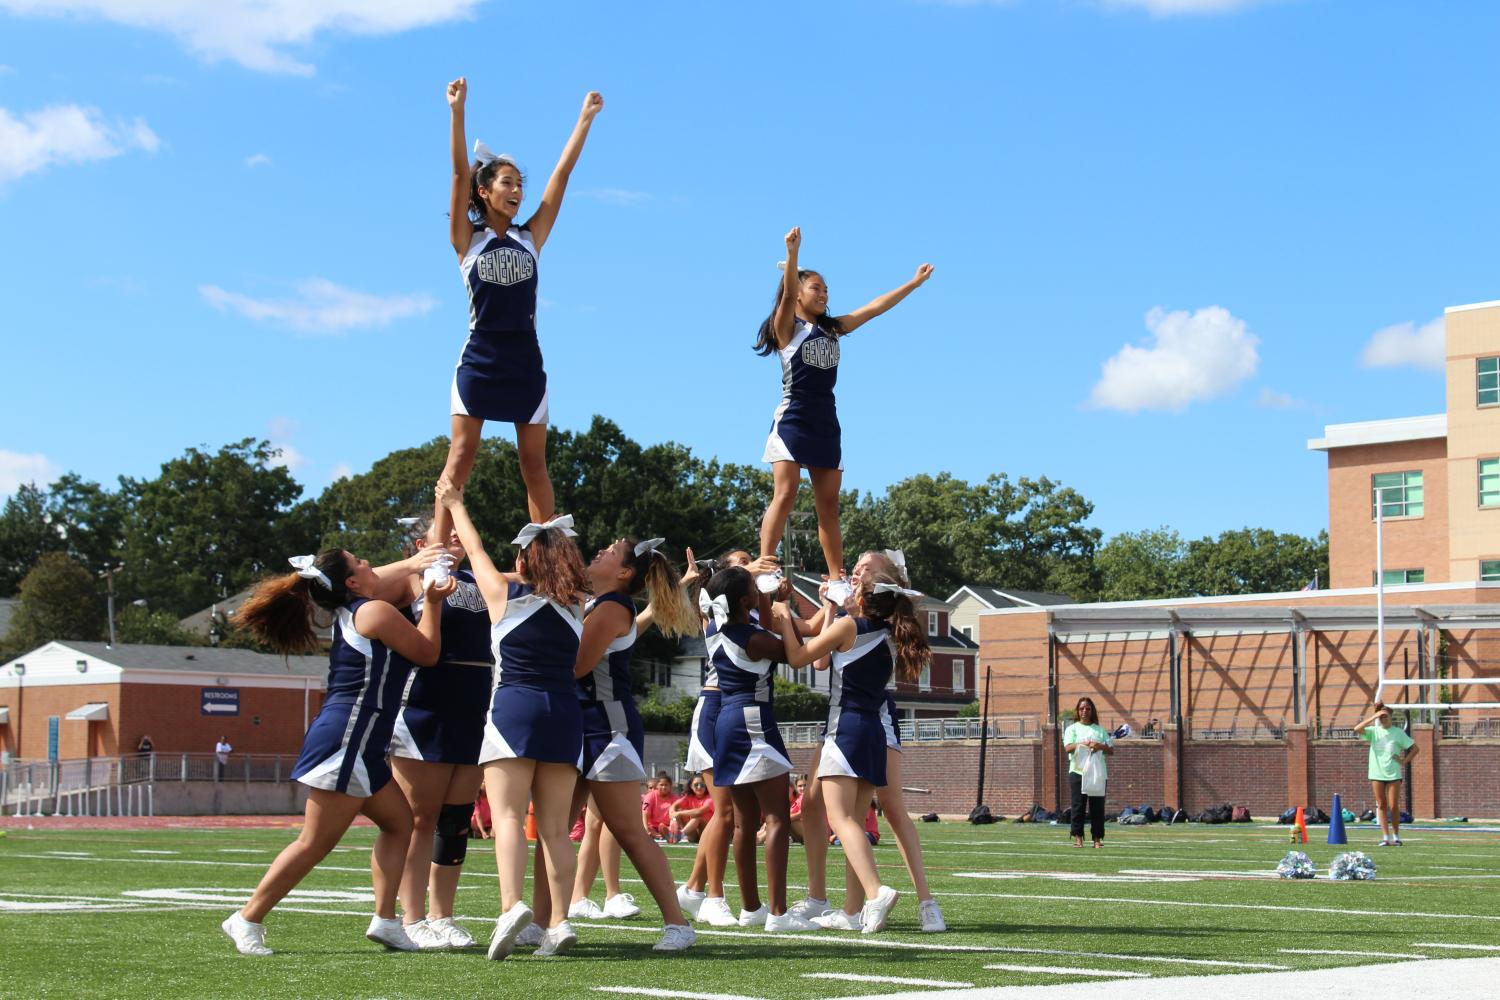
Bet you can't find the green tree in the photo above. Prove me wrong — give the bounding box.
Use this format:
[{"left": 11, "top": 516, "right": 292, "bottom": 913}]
[
  {"left": 1179, "top": 528, "right": 1329, "bottom": 596},
  {"left": 48, "top": 473, "right": 130, "bottom": 580},
  {"left": 4, "top": 552, "right": 106, "bottom": 651},
  {"left": 119, "top": 439, "right": 318, "bottom": 617},
  {"left": 0, "top": 483, "right": 61, "bottom": 596},
  {"left": 113, "top": 604, "right": 205, "bottom": 646},
  {"left": 1096, "top": 527, "right": 1188, "bottom": 601}
]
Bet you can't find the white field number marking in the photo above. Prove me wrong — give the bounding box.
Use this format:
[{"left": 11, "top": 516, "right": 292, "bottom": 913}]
[
  {"left": 1280, "top": 949, "right": 1429, "bottom": 959},
  {"left": 123, "top": 888, "right": 376, "bottom": 904},
  {"left": 592, "top": 990, "right": 768, "bottom": 1000},
  {"left": 801, "top": 972, "right": 974, "bottom": 987},
  {"left": 983, "top": 963, "right": 1150, "bottom": 978},
  {"left": 954, "top": 870, "right": 1200, "bottom": 883}
]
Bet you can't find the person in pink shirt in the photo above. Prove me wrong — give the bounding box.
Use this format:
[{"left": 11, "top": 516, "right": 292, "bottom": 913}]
[
  {"left": 641, "top": 772, "right": 677, "bottom": 840},
  {"left": 670, "top": 774, "right": 715, "bottom": 843}
]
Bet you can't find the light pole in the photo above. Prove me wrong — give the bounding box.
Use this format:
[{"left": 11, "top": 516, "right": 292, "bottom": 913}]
[
  {"left": 1373, "top": 485, "right": 1392, "bottom": 704},
  {"left": 13, "top": 663, "right": 25, "bottom": 759},
  {"left": 101, "top": 563, "right": 125, "bottom": 647}
]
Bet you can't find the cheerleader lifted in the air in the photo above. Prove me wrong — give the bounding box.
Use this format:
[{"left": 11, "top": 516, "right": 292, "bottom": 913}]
[{"left": 755, "top": 227, "right": 933, "bottom": 585}]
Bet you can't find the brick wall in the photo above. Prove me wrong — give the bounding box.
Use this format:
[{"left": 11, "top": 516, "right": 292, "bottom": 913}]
[
  {"left": 1, "top": 683, "right": 120, "bottom": 759},
  {"left": 118, "top": 683, "right": 324, "bottom": 756},
  {"left": 1182, "top": 743, "right": 1289, "bottom": 816},
  {"left": 787, "top": 739, "right": 1044, "bottom": 817},
  {"left": 1326, "top": 438, "right": 1449, "bottom": 589},
  {"left": 1436, "top": 741, "right": 1500, "bottom": 817}
]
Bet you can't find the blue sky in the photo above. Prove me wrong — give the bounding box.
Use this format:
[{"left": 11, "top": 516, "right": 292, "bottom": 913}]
[{"left": 2, "top": 0, "right": 1496, "bottom": 542}]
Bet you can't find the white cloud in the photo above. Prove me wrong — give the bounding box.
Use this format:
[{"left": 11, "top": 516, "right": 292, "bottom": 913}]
[
  {"left": 580, "top": 187, "right": 651, "bottom": 206},
  {"left": 329, "top": 462, "right": 353, "bottom": 481},
  {"left": 0, "top": 103, "right": 158, "bottom": 185},
  {"left": 200, "top": 278, "right": 435, "bottom": 334},
  {"left": 266, "top": 443, "right": 309, "bottom": 472},
  {"left": 1257, "top": 387, "right": 1304, "bottom": 410},
  {"left": 0, "top": 1, "right": 484, "bottom": 75},
  {"left": 245, "top": 152, "right": 272, "bottom": 168},
  {"left": 1101, "top": 0, "right": 1276, "bottom": 14},
  {"left": 1360, "top": 316, "right": 1445, "bottom": 372},
  {"left": 1089, "top": 305, "right": 1260, "bottom": 414},
  {"left": 0, "top": 449, "right": 61, "bottom": 496},
  {"left": 0, "top": 65, "right": 16, "bottom": 76}
]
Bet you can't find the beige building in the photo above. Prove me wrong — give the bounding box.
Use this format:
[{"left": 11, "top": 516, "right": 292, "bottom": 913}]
[{"left": 1309, "top": 299, "right": 1500, "bottom": 589}]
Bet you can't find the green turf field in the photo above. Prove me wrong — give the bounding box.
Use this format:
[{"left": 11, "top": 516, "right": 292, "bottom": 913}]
[{"left": 1, "top": 819, "right": 1497, "bottom": 999}]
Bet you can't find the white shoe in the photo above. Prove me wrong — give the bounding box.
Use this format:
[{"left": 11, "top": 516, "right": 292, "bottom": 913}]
[
  {"left": 568, "top": 897, "right": 605, "bottom": 920},
  {"left": 737, "top": 904, "right": 768, "bottom": 927},
  {"left": 918, "top": 898, "right": 947, "bottom": 933},
  {"left": 427, "top": 916, "right": 475, "bottom": 948},
  {"left": 487, "top": 903, "right": 533, "bottom": 961},
  {"left": 535, "top": 920, "right": 578, "bottom": 957},
  {"left": 602, "top": 893, "right": 641, "bottom": 919},
  {"left": 403, "top": 919, "right": 449, "bottom": 950},
  {"left": 653, "top": 923, "right": 697, "bottom": 952},
  {"left": 366, "top": 915, "right": 418, "bottom": 951},
  {"left": 755, "top": 571, "right": 784, "bottom": 594},
  {"left": 222, "top": 911, "right": 272, "bottom": 956},
  {"left": 765, "top": 910, "right": 818, "bottom": 932},
  {"left": 699, "top": 896, "right": 737, "bottom": 927},
  {"left": 515, "top": 922, "right": 545, "bottom": 948},
  {"left": 811, "top": 908, "right": 862, "bottom": 931},
  {"left": 787, "top": 896, "right": 829, "bottom": 921},
  {"left": 860, "top": 885, "right": 899, "bottom": 934},
  {"left": 676, "top": 885, "right": 706, "bottom": 921}
]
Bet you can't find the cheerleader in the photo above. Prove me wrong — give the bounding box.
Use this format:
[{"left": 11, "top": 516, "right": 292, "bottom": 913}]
[
  {"left": 385, "top": 518, "right": 493, "bottom": 950},
  {"left": 220, "top": 551, "right": 454, "bottom": 956},
  {"left": 775, "top": 560, "right": 929, "bottom": 934},
  {"left": 817, "top": 550, "right": 946, "bottom": 933},
  {"left": 525, "top": 536, "right": 699, "bottom": 952},
  {"left": 754, "top": 226, "right": 933, "bottom": 580},
  {"left": 435, "top": 479, "right": 588, "bottom": 960},
  {"left": 702, "top": 566, "right": 816, "bottom": 932},
  {"left": 440, "top": 77, "right": 603, "bottom": 527}
]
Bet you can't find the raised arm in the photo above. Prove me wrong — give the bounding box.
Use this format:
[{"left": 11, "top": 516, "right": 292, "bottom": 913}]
[
  {"left": 575, "top": 600, "right": 632, "bottom": 679},
  {"left": 435, "top": 479, "right": 510, "bottom": 622},
  {"left": 779, "top": 609, "right": 855, "bottom": 669},
  {"left": 770, "top": 227, "right": 802, "bottom": 350},
  {"left": 355, "top": 575, "right": 454, "bottom": 667},
  {"left": 834, "top": 262, "right": 934, "bottom": 335},
  {"left": 448, "top": 77, "right": 476, "bottom": 258},
  {"left": 525, "top": 91, "right": 603, "bottom": 251}
]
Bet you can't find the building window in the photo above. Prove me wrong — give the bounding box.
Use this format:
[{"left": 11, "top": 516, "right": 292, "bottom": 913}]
[
  {"left": 927, "top": 612, "right": 938, "bottom": 636},
  {"left": 1480, "top": 357, "right": 1499, "bottom": 407},
  {"left": 1481, "top": 459, "right": 1500, "bottom": 508},
  {"left": 1481, "top": 560, "right": 1500, "bottom": 582},
  {"left": 1378, "top": 568, "right": 1425, "bottom": 585},
  {"left": 961, "top": 625, "right": 973, "bottom": 639},
  {"left": 953, "top": 660, "right": 966, "bottom": 693},
  {"left": 918, "top": 663, "right": 931, "bottom": 691},
  {"left": 1372, "top": 471, "right": 1423, "bottom": 518}
]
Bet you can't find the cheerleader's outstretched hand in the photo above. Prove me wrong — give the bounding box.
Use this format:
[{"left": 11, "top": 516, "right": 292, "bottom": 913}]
[
  {"left": 913, "top": 263, "right": 935, "bottom": 285},
  {"left": 435, "top": 477, "right": 463, "bottom": 510},
  {"left": 580, "top": 91, "right": 604, "bottom": 122}
]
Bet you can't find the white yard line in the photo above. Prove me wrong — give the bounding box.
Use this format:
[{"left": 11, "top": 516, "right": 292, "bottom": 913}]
[
  {"left": 982, "top": 963, "right": 1149, "bottom": 978},
  {"left": 592, "top": 989, "right": 768, "bottom": 1000},
  {"left": 1413, "top": 942, "right": 1500, "bottom": 952},
  {"left": 130, "top": 850, "right": 180, "bottom": 855},
  {"left": 932, "top": 889, "right": 1500, "bottom": 923},
  {"left": 1279, "top": 948, "right": 1429, "bottom": 959},
  {"left": 802, "top": 973, "right": 974, "bottom": 987}
]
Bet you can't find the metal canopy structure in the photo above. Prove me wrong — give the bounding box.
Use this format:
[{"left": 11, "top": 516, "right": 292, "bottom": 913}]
[{"left": 1047, "top": 603, "right": 1500, "bottom": 640}]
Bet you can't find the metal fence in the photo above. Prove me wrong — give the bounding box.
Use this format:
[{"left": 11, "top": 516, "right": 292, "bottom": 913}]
[
  {"left": 0, "top": 752, "right": 303, "bottom": 816},
  {"left": 779, "top": 714, "right": 1039, "bottom": 747},
  {"left": 1439, "top": 716, "right": 1500, "bottom": 739},
  {"left": 1190, "top": 721, "right": 1286, "bottom": 742}
]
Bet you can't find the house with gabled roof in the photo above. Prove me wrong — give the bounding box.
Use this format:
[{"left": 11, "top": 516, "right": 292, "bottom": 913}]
[{"left": 946, "top": 584, "right": 1073, "bottom": 643}]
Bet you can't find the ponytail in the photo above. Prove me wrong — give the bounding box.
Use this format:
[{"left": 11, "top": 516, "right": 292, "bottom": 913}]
[
  {"left": 517, "top": 528, "right": 588, "bottom": 606},
  {"left": 638, "top": 549, "right": 697, "bottom": 639},
  {"left": 861, "top": 572, "right": 929, "bottom": 684},
  {"left": 752, "top": 270, "right": 843, "bottom": 356},
  {"left": 235, "top": 549, "right": 349, "bottom": 655}
]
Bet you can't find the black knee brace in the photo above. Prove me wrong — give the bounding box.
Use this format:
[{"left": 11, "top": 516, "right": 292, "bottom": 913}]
[{"left": 432, "top": 802, "right": 472, "bottom": 866}]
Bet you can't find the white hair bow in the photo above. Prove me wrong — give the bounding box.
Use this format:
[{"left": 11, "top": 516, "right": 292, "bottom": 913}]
[
  {"left": 473, "top": 140, "right": 518, "bottom": 170},
  {"left": 874, "top": 582, "right": 922, "bottom": 600},
  {"left": 699, "top": 589, "right": 730, "bottom": 627},
  {"left": 882, "top": 549, "right": 909, "bottom": 585},
  {"left": 512, "top": 514, "right": 577, "bottom": 549},
  {"left": 288, "top": 555, "right": 332, "bottom": 590},
  {"left": 634, "top": 537, "right": 666, "bottom": 558}
]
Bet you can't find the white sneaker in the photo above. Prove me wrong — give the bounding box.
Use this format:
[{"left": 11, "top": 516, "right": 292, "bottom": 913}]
[
  {"left": 765, "top": 910, "right": 818, "bottom": 932},
  {"left": 918, "top": 898, "right": 947, "bottom": 933},
  {"left": 366, "top": 915, "right": 418, "bottom": 951},
  {"left": 737, "top": 904, "right": 768, "bottom": 927},
  {"left": 568, "top": 897, "right": 605, "bottom": 920},
  {"left": 787, "top": 896, "right": 829, "bottom": 921},
  {"left": 677, "top": 885, "right": 706, "bottom": 921},
  {"left": 811, "top": 908, "right": 862, "bottom": 931},
  {"left": 515, "top": 922, "right": 545, "bottom": 948},
  {"left": 221, "top": 911, "right": 272, "bottom": 956},
  {"left": 487, "top": 902, "right": 533, "bottom": 961},
  {"left": 699, "top": 896, "right": 737, "bottom": 927},
  {"left": 428, "top": 916, "right": 475, "bottom": 948},
  {"left": 755, "top": 571, "right": 784, "bottom": 594},
  {"left": 860, "top": 885, "right": 899, "bottom": 934},
  {"left": 403, "top": 919, "right": 449, "bottom": 950},
  {"left": 653, "top": 924, "right": 697, "bottom": 952},
  {"left": 602, "top": 893, "right": 641, "bottom": 919},
  {"left": 535, "top": 920, "right": 578, "bottom": 957}
]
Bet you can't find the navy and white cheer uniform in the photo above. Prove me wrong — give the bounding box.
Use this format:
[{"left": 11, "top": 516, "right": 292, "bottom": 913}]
[
  {"left": 479, "top": 582, "right": 585, "bottom": 765},
  {"left": 389, "top": 569, "right": 493, "bottom": 765},
  {"left": 292, "top": 598, "right": 414, "bottom": 797},
  {"left": 710, "top": 621, "right": 793, "bottom": 785},
  {"left": 819, "top": 616, "right": 897, "bottom": 786},
  {"left": 452, "top": 225, "right": 548, "bottom": 425},
  {"left": 684, "top": 618, "right": 724, "bottom": 774},
  {"left": 762, "top": 317, "right": 842, "bottom": 470},
  {"left": 881, "top": 692, "right": 903, "bottom": 751},
  {"left": 576, "top": 592, "right": 648, "bottom": 782}
]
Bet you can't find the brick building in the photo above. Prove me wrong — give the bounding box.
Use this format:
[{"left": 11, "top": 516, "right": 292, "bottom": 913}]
[{"left": 0, "top": 642, "right": 326, "bottom": 762}]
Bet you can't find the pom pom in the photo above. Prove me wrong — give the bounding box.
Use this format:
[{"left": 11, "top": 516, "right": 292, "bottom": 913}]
[
  {"left": 1276, "top": 851, "right": 1316, "bottom": 879},
  {"left": 1328, "top": 851, "right": 1377, "bottom": 880}
]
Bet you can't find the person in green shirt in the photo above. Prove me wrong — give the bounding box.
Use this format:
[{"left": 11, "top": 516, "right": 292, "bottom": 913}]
[
  {"left": 1354, "top": 702, "right": 1418, "bottom": 847},
  {"left": 1062, "top": 697, "right": 1113, "bottom": 848}
]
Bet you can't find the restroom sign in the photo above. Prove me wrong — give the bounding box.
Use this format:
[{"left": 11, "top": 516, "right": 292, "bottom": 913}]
[{"left": 201, "top": 688, "right": 240, "bottom": 716}]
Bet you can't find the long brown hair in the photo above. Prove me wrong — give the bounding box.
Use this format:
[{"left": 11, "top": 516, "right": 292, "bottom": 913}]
[
  {"left": 623, "top": 539, "right": 697, "bottom": 639},
  {"left": 753, "top": 269, "right": 844, "bottom": 356},
  {"left": 468, "top": 158, "right": 527, "bottom": 230},
  {"left": 860, "top": 570, "right": 929, "bottom": 684},
  {"left": 235, "top": 549, "right": 349, "bottom": 655},
  {"left": 517, "top": 528, "right": 588, "bottom": 606},
  {"left": 1076, "top": 697, "right": 1099, "bottom": 726}
]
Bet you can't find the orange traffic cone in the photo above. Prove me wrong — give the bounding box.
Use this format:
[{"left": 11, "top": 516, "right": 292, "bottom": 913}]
[
  {"left": 1294, "top": 805, "right": 1308, "bottom": 844},
  {"left": 526, "top": 800, "right": 537, "bottom": 842}
]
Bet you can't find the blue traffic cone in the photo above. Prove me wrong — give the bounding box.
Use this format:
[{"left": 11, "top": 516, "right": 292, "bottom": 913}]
[{"left": 1328, "top": 792, "right": 1348, "bottom": 845}]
